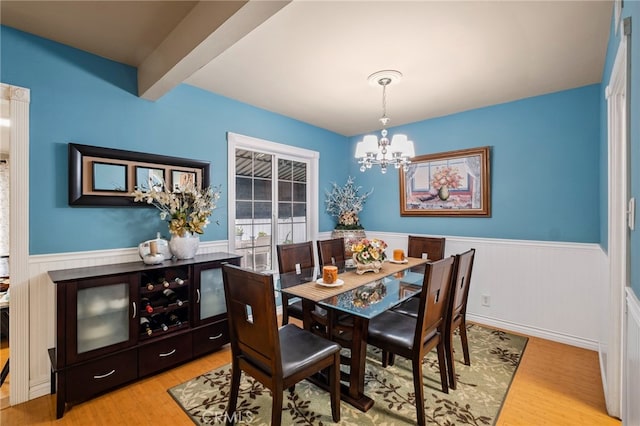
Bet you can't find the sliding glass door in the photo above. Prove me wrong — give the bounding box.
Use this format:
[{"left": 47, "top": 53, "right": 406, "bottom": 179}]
[{"left": 228, "top": 133, "right": 318, "bottom": 272}]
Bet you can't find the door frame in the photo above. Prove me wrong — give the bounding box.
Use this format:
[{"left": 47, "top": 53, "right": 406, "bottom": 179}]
[
  {"left": 1, "top": 83, "right": 30, "bottom": 404},
  {"left": 604, "top": 20, "right": 630, "bottom": 418}
]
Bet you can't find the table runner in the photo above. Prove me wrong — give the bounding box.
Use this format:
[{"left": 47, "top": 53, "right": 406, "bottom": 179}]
[{"left": 281, "top": 257, "right": 428, "bottom": 302}]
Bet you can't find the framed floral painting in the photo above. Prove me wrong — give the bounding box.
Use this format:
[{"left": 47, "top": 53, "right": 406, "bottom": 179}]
[{"left": 400, "top": 146, "right": 491, "bottom": 217}]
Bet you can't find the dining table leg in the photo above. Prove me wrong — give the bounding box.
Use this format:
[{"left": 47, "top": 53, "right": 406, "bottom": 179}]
[{"left": 300, "top": 300, "right": 374, "bottom": 412}]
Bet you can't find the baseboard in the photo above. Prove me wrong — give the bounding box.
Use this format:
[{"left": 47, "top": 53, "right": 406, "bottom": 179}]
[
  {"left": 625, "top": 288, "right": 640, "bottom": 425},
  {"left": 467, "top": 313, "right": 598, "bottom": 350},
  {"left": 28, "top": 381, "right": 50, "bottom": 401}
]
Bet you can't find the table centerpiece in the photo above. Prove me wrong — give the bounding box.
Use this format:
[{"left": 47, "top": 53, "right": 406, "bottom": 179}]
[{"left": 351, "top": 237, "right": 388, "bottom": 274}]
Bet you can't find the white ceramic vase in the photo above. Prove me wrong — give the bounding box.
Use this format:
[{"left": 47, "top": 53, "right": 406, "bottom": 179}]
[{"left": 169, "top": 232, "right": 200, "bottom": 260}]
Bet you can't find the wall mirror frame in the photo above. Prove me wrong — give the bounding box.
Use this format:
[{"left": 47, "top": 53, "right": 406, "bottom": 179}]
[{"left": 69, "top": 143, "right": 210, "bottom": 206}]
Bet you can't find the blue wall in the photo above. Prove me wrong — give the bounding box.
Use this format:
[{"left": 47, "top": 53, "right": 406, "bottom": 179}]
[
  {"left": 2, "top": 24, "right": 604, "bottom": 256},
  {"left": 350, "top": 85, "right": 601, "bottom": 243},
  {"left": 0, "top": 26, "right": 349, "bottom": 254},
  {"left": 600, "top": 2, "right": 640, "bottom": 298}
]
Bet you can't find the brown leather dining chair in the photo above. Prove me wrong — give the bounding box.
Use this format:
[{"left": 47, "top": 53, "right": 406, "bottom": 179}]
[
  {"left": 276, "top": 241, "right": 315, "bottom": 325},
  {"left": 391, "top": 249, "right": 476, "bottom": 389},
  {"left": 366, "top": 257, "right": 455, "bottom": 426},
  {"left": 391, "top": 235, "right": 447, "bottom": 316},
  {"left": 221, "top": 264, "right": 341, "bottom": 426}
]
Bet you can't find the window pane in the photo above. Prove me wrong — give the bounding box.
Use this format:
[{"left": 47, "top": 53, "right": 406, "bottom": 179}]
[
  {"left": 236, "top": 177, "right": 252, "bottom": 200},
  {"left": 292, "top": 161, "right": 306, "bottom": 182},
  {"left": 254, "top": 178, "right": 272, "bottom": 201},
  {"left": 278, "top": 202, "right": 292, "bottom": 219},
  {"left": 293, "top": 182, "right": 306, "bottom": 202},
  {"left": 293, "top": 202, "right": 306, "bottom": 218},
  {"left": 278, "top": 180, "right": 292, "bottom": 202},
  {"left": 278, "top": 159, "right": 292, "bottom": 180},
  {"left": 235, "top": 149, "right": 253, "bottom": 177},
  {"left": 236, "top": 201, "right": 253, "bottom": 219},
  {"left": 254, "top": 153, "right": 272, "bottom": 179},
  {"left": 254, "top": 202, "right": 272, "bottom": 219}
]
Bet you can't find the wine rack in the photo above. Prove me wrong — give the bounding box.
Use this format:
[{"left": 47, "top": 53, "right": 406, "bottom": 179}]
[
  {"left": 48, "top": 252, "right": 241, "bottom": 419},
  {"left": 139, "top": 267, "right": 190, "bottom": 340}
]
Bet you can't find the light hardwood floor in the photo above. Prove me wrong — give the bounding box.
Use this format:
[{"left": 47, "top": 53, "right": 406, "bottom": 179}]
[{"left": 0, "top": 325, "right": 622, "bottom": 425}]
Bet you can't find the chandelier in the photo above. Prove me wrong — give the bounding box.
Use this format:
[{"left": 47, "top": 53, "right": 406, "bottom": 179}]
[{"left": 355, "top": 70, "right": 415, "bottom": 174}]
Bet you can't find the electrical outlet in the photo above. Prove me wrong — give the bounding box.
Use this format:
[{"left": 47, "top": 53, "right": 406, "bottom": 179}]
[{"left": 481, "top": 294, "right": 491, "bottom": 307}]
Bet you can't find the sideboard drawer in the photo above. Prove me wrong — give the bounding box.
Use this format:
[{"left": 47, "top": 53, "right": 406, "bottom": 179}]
[
  {"left": 138, "top": 332, "right": 192, "bottom": 377},
  {"left": 192, "top": 320, "right": 229, "bottom": 357},
  {"left": 67, "top": 349, "right": 137, "bottom": 402}
]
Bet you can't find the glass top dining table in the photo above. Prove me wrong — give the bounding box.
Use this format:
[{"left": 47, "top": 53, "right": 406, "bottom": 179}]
[
  {"left": 276, "top": 265, "right": 425, "bottom": 319},
  {"left": 273, "top": 256, "right": 429, "bottom": 412}
]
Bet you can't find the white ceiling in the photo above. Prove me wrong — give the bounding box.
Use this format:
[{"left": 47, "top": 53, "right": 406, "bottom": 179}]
[{"left": 1, "top": 1, "right": 612, "bottom": 136}]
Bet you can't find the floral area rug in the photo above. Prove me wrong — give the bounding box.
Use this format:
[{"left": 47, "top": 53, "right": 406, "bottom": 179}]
[{"left": 168, "top": 324, "right": 527, "bottom": 425}]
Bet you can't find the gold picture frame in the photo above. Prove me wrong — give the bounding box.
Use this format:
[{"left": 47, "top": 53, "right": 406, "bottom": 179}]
[{"left": 400, "top": 146, "right": 491, "bottom": 217}]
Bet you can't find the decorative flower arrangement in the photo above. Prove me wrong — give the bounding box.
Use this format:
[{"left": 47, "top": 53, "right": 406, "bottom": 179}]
[
  {"left": 351, "top": 238, "right": 388, "bottom": 264},
  {"left": 430, "top": 165, "right": 463, "bottom": 190},
  {"left": 132, "top": 182, "right": 221, "bottom": 237},
  {"left": 325, "top": 176, "right": 373, "bottom": 230}
]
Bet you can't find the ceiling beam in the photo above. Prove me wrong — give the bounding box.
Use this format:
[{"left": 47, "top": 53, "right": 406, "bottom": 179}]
[{"left": 138, "top": 0, "right": 290, "bottom": 101}]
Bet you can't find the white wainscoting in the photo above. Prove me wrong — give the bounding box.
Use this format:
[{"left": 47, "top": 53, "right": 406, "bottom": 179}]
[
  {"left": 26, "top": 233, "right": 606, "bottom": 401},
  {"left": 355, "top": 231, "right": 607, "bottom": 350},
  {"left": 26, "top": 240, "right": 230, "bottom": 400},
  {"left": 625, "top": 288, "right": 640, "bottom": 425}
]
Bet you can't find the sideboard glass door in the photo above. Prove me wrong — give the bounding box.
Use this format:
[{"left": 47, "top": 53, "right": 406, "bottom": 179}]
[
  {"left": 77, "top": 282, "right": 130, "bottom": 354},
  {"left": 67, "top": 273, "right": 137, "bottom": 363},
  {"left": 198, "top": 267, "right": 226, "bottom": 322}
]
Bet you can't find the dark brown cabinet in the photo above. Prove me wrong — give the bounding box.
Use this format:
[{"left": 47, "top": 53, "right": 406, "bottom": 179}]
[{"left": 48, "top": 252, "right": 241, "bottom": 419}]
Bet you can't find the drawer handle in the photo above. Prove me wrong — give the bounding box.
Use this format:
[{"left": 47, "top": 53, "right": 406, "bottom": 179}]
[
  {"left": 93, "top": 369, "right": 115, "bottom": 379},
  {"left": 159, "top": 349, "right": 176, "bottom": 357},
  {"left": 209, "top": 333, "right": 223, "bottom": 340}
]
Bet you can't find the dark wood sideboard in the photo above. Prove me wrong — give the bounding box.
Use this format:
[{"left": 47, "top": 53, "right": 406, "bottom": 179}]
[{"left": 47, "top": 252, "right": 241, "bottom": 418}]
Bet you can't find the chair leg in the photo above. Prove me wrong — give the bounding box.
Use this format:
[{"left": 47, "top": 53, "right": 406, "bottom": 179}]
[
  {"left": 459, "top": 321, "right": 471, "bottom": 365},
  {"left": 436, "top": 340, "right": 449, "bottom": 394},
  {"left": 226, "top": 361, "right": 241, "bottom": 426},
  {"left": 330, "top": 353, "right": 341, "bottom": 422},
  {"left": 412, "top": 357, "right": 426, "bottom": 426},
  {"left": 445, "top": 328, "right": 457, "bottom": 390},
  {"left": 271, "top": 383, "right": 283, "bottom": 426},
  {"left": 388, "top": 352, "right": 395, "bottom": 366},
  {"left": 281, "top": 300, "right": 290, "bottom": 325},
  {"left": 381, "top": 350, "right": 389, "bottom": 367}
]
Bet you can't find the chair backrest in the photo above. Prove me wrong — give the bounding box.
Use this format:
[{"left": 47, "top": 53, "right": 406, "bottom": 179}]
[
  {"left": 317, "top": 238, "right": 346, "bottom": 272},
  {"left": 449, "top": 248, "right": 476, "bottom": 323},
  {"left": 222, "top": 264, "right": 282, "bottom": 377},
  {"left": 414, "top": 257, "right": 455, "bottom": 347},
  {"left": 407, "top": 235, "right": 446, "bottom": 261},
  {"left": 276, "top": 241, "right": 316, "bottom": 287}
]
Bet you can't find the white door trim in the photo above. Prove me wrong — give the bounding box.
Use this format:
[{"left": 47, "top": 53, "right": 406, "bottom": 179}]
[
  {"left": 1, "top": 83, "right": 30, "bottom": 404},
  {"left": 604, "top": 24, "right": 628, "bottom": 418}
]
